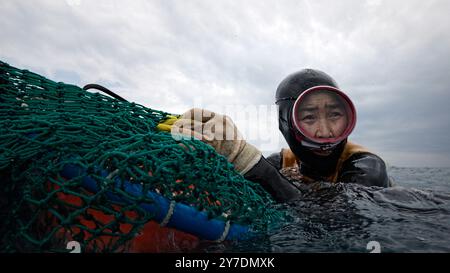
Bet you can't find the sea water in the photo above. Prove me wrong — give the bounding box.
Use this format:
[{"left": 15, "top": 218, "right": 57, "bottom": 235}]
[{"left": 200, "top": 167, "right": 450, "bottom": 253}]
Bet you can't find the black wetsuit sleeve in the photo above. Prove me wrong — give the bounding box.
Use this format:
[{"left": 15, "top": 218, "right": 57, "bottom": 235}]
[
  {"left": 244, "top": 156, "right": 301, "bottom": 202},
  {"left": 338, "top": 152, "right": 391, "bottom": 187},
  {"left": 266, "top": 151, "right": 282, "bottom": 169}
]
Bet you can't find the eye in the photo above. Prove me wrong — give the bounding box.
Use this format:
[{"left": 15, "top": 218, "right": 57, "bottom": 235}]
[
  {"left": 301, "top": 114, "right": 316, "bottom": 122},
  {"left": 328, "top": 111, "right": 343, "bottom": 119}
]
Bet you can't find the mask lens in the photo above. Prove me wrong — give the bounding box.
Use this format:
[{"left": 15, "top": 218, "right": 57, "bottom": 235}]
[{"left": 292, "top": 86, "right": 356, "bottom": 145}]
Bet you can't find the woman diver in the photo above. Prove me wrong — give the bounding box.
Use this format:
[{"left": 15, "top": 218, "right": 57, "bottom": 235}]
[{"left": 171, "top": 69, "right": 391, "bottom": 202}]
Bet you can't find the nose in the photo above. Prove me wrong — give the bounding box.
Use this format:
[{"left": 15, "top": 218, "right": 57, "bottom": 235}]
[{"left": 315, "top": 118, "right": 333, "bottom": 138}]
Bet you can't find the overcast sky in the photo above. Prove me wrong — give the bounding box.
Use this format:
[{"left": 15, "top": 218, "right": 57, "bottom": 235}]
[{"left": 2, "top": 0, "right": 450, "bottom": 167}]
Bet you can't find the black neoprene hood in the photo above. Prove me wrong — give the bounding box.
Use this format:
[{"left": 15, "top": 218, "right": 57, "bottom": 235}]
[{"left": 276, "top": 69, "right": 339, "bottom": 103}]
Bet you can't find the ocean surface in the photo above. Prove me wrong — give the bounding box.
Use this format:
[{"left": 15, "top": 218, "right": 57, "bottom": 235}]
[{"left": 199, "top": 167, "right": 450, "bottom": 253}]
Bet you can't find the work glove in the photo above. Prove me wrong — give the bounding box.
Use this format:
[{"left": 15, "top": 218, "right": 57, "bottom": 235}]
[{"left": 168, "top": 108, "right": 262, "bottom": 175}]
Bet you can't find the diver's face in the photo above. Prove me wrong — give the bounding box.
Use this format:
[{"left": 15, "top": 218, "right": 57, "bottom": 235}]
[{"left": 296, "top": 91, "right": 348, "bottom": 155}]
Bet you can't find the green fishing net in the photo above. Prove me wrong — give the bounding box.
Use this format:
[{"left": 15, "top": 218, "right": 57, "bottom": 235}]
[{"left": 0, "top": 61, "right": 284, "bottom": 253}]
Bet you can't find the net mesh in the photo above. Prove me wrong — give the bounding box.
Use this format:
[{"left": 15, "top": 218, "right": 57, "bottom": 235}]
[{"left": 0, "top": 61, "right": 284, "bottom": 253}]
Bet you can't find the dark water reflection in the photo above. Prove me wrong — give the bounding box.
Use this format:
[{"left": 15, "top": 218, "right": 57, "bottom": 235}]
[{"left": 200, "top": 167, "right": 450, "bottom": 253}]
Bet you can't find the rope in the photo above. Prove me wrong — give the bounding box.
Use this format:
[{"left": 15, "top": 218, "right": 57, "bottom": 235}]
[{"left": 160, "top": 201, "right": 176, "bottom": 227}]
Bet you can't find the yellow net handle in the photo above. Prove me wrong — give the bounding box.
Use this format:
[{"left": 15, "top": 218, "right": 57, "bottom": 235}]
[{"left": 156, "top": 115, "right": 180, "bottom": 132}]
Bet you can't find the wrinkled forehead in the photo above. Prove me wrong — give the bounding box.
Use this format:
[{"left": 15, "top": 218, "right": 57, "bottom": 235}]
[{"left": 298, "top": 89, "right": 346, "bottom": 109}]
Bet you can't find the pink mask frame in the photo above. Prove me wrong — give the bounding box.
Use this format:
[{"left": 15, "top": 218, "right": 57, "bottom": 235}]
[{"left": 291, "top": 85, "right": 357, "bottom": 150}]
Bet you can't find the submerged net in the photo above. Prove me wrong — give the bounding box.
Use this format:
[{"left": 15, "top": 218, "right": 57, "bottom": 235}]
[{"left": 0, "top": 61, "right": 284, "bottom": 252}]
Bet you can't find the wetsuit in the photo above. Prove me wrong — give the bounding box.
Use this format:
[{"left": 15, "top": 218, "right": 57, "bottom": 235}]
[{"left": 244, "top": 141, "right": 391, "bottom": 203}]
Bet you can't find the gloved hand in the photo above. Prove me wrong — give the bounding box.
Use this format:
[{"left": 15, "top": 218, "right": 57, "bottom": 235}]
[{"left": 170, "top": 108, "right": 261, "bottom": 175}]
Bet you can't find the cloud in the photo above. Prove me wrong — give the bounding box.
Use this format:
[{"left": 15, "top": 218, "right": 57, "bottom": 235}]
[{"left": 1, "top": 0, "right": 450, "bottom": 167}]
